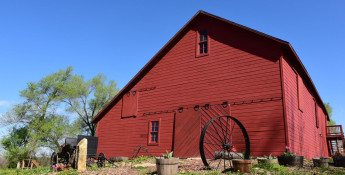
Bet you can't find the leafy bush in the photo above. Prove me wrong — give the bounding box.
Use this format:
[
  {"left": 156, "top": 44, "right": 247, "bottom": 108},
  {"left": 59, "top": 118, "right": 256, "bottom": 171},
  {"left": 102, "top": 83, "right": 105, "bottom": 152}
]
[
  {"left": 252, "top": 162, "right": 287, "bottom": 173},
  {"left": 264, "top": 154, "right": 274, "bottom": 160}
]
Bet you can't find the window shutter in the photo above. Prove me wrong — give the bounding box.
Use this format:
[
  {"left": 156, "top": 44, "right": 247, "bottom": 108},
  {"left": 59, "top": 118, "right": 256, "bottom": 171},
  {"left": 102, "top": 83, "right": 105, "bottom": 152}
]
[
  {"left": 121, "top": 92, "right": 138, "bottom": 117},
  {"left": 315, "top": 100, "right": 319, "bottom": 128},
  {"left": 297, "top": 74, "right": 303, "bottom": 111}
]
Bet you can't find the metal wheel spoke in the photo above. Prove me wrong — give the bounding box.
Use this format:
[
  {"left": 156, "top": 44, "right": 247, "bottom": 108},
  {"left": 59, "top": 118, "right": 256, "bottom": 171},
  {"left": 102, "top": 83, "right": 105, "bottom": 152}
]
[
  {"left": 225, "top": 117, "right": 229, "bottom": 143},
  {"left": 229, "top": 126, "right": 242, "bottom": 144},
  {"left": 204, "top": 141, "right": 222, "bottom": 147},
  {"left": 205, "top": 129, "right": 224, "bottom": 144},
  {"left": 227, "top": 122, "right": 236, "bottom": 143},
  {"left": 210, "top": 121, "right": 226, "bottom": 143},
  {"left": 216, "top": 158, "right": 222, "bottom": 170},
  {"left": 204, "top": 147, "right": 223, "bottom": 160},
  {"left": 226, "top": 150, "right": 232, "bottom": 168},
  {"left": 200, "top": 115, "right": 250, "bottom": 170},
  {"left": 223, "top": 153, "right": 226, "bottom": 170},
  {"left": 202, "top": 111, "right": 226, "bottom": 143},
  {"left": 232, "top": 138, "right": 245, "bottom": 145},
  {"left": 230, "top": 151, "right": 243, "bottom": 159},
  {"left": 218, "top": 117, "right": 227, "bottom": 143}
]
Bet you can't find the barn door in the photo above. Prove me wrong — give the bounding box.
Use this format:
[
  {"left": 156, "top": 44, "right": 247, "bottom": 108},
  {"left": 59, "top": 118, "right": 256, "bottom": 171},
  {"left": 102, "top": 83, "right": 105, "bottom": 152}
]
[
  {"left": 173, "top": 104, "right": 230, "bottom": 158},
  {"left": 200, "top": 104, "right": 230, "bottom": 128},
  {"left": 174, "top": 109, "right": 201, "bottom": 158}
]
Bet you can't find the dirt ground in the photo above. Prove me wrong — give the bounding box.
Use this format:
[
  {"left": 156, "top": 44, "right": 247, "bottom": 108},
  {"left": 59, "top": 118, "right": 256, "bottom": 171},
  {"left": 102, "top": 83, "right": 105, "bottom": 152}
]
[{"left": 48, "top": 157, "right": 345, "bottom": 175}]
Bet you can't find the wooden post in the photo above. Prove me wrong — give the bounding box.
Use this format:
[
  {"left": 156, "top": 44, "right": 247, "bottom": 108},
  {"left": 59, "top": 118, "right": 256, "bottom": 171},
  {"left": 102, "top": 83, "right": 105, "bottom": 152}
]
[{"left": 77, "top": 138, "right": 88, "bottom": 171}]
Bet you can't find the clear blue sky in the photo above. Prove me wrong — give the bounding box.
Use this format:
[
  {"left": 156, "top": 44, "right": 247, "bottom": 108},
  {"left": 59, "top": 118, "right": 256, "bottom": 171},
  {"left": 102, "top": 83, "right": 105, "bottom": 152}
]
[{"left": 0, "top": 1, "right": 344, "bottom": 137}]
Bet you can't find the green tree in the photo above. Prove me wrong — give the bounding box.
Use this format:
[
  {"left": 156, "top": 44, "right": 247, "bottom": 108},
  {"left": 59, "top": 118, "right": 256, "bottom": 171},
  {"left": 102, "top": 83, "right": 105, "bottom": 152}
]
[
  {"left": 1, "top": 127, "right": 30, "bottom": 168},
  {"left": 0, "top": 67, "right": 78, "bottom": 164},
  {"left": 324, "top": 102, "right": 336, "bottom": 126},
  {"left": 0, "top": 66, "right": 118, "bottom": 167},
  {"left": 62, "top": 74, "right": 119, "bottom": 136}
]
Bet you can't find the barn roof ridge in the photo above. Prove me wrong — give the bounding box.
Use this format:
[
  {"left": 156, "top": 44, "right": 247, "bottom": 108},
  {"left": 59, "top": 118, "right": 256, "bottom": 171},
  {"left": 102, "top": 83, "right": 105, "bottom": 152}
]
[{"left": 92, "top": 10, "right": 328, "bottom": 123}]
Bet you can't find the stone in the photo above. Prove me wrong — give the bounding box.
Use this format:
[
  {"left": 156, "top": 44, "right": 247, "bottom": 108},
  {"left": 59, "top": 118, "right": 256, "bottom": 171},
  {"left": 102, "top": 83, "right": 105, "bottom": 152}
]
[
  {"left": 77, "top": 138, "right": 88, "bottom": 171},
  {"left": 17, "top": 162, "right": 20, "bottom": 169},
  {"left": 132, "top": 162, "right": 156, "bottom": 168},
  {"left": 109, "top": 156, "right": 129, "bottom": 162}
]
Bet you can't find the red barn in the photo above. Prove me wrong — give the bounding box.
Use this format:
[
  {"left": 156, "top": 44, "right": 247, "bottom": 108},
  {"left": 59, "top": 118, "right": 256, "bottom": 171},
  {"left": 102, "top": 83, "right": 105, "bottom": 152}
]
[{"left": 92, "top": 11, "right": 339, "bottom": 159}]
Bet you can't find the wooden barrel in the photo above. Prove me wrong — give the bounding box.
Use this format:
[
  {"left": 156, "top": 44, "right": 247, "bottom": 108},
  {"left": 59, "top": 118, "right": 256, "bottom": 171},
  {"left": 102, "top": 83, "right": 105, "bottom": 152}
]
[
  {"left": 232, "top": 159, "right": 252, "bottom": 173},
  {"left": 313, "top": 157, "right": 329, "bottom": 167},
  {"left": 156, "top": 157, "right": 179, "bottom": 175},
  {"left": 333, "top": 156, "right": 345, "bottom": 167},
  {"left": 277, "top": 156, "right": 304, "bottom": 166}
]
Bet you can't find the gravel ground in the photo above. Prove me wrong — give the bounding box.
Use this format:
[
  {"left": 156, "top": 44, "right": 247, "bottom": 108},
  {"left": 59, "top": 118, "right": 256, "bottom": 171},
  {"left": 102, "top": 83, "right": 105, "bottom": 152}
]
[{"left": 47, "top": 158, "right": 345, "bottom": 175}]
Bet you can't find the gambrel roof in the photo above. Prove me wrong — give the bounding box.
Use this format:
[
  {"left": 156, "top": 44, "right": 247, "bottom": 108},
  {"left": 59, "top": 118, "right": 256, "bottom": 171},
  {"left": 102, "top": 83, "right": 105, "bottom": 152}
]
[{"left": 92, "top": 10, "right": 328, "bottom": 123}]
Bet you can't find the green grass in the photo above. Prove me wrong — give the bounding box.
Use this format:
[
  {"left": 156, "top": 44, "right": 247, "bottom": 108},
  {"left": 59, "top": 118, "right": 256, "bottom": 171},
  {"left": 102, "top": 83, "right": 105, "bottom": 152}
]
[
  {"left": 125, "top": 156, "right": 155, "bottom": 163},
  {"left": 0, "top": 167, "right": 79, "bottom": 175},
  {"left": 0, "top": 167, "right": 53, "bottom": 175},
  {"left": 251, "top": 162, "right": 345, "bottom": 175},
  {"left": 131, "top": 166, "right": 148, "bottom": 170}
]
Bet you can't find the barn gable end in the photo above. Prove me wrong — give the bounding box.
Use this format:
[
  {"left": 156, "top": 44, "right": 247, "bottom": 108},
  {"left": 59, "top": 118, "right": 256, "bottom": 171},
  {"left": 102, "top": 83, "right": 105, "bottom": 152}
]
[{"left": 94, "top": 11, "right": 329, "bottom": 159}]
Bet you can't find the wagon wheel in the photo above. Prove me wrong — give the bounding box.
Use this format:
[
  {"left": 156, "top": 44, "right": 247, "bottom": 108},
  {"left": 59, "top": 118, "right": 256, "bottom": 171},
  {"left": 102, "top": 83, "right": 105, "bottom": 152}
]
[
  {"left": 51, "top": 152, "right": 58, "bottom": 165},
  {"left": 97, "top": 152, "right": 106, "bottom": 168},
  {"left": 199, "top": 115, "right": 250, "bottom": 172}
]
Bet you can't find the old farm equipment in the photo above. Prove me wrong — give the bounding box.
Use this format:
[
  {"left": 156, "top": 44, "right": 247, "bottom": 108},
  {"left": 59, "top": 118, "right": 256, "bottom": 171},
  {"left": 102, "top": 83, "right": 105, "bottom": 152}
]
[
  {"left": 51, "top": 135, "right": 114, "bottom": 168},
  {"left": 199, "top": 115, "right": 250, "bottom": 172}
]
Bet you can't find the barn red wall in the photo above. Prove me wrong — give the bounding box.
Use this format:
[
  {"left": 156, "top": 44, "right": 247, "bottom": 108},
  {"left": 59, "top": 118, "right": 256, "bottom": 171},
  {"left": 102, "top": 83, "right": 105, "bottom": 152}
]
[
  {"left": 97, "top": 15, "right": 286, "bottom": 158},
  {"left": 97, "top": 104, "right": 174, "bottom": 158},
  {"left": 282, "top": 56, "right": 328, "bottom": 159}
]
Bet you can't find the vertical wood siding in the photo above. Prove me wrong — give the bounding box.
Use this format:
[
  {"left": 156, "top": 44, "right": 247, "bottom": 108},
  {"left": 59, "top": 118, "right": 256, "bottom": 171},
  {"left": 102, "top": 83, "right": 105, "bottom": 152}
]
[
  {"left": 174, "top": 109, "right": 201, "bottom": 158},
  {"left": 282, "top": 57, "right": 328, "bottom": 159},
  {"left": 97, "top": 15, "right": 286, "bottom": 158}
]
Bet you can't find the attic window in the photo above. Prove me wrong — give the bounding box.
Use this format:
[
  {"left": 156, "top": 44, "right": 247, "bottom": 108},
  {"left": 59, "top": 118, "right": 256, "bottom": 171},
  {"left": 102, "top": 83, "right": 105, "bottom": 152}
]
[{"left": 196, "top": 30, "right": 209, "bottom": 57}]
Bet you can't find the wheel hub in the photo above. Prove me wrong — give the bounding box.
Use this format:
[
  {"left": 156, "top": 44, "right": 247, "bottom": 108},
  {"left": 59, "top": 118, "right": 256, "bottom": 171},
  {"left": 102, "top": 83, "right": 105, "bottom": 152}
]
[{"left": 222, "top": 143, "right": 231, "bottom": 150}]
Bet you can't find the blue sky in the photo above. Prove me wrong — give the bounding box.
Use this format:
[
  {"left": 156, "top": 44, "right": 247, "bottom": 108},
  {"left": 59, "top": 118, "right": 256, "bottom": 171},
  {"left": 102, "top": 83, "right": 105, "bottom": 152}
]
[{"left": 0, "top": 1, "right": 344, "bottom": 139}]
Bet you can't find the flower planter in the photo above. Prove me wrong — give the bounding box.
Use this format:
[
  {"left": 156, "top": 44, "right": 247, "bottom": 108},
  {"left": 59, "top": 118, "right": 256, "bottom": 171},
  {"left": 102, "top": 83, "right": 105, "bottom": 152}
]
[
  {"left": 333, "top": 156, "right": 345, "bottom": 167},
  {"left": 312, "top": 157, "right": 329, "bottom": 167},
  {"left": 257, "top": 158, "right": 277, "bottom": 164},
  {"left": 156, "top": 157, "right": 179, "bottom": 175},
  {"left": 277, "top": 156, "right": 304, "bottom": 166},
  {"left": 232, "top": 159, "right": 252, "bottom": 173}
]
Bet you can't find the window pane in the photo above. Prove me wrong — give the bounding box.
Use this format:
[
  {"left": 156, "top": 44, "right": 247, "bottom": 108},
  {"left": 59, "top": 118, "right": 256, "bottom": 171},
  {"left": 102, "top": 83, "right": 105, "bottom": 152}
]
[{"left": 199, "top": 30, "right": 207, "bottom": 42}]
